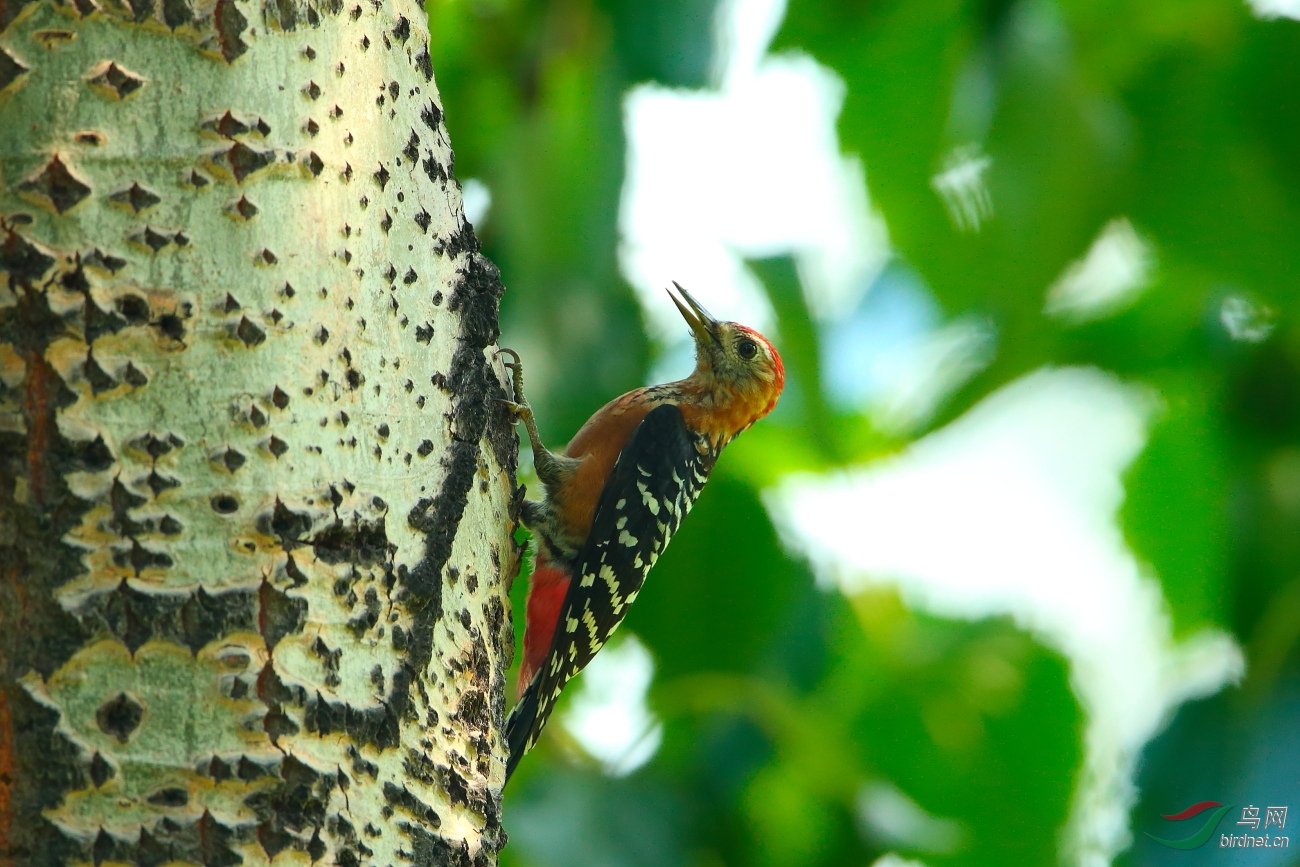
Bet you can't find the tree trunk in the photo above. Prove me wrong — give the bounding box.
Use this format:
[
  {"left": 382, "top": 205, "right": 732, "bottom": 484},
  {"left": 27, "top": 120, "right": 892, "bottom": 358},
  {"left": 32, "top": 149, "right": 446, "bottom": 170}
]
[{"left": 0, "top": 0, "right": 519, "bottom": 862}]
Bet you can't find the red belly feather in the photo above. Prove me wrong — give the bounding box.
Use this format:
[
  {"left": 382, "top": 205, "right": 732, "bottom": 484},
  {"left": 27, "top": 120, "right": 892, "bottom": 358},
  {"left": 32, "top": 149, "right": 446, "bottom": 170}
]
[{"left": 519, "top": 555, "right": 571, "bottom": 695}]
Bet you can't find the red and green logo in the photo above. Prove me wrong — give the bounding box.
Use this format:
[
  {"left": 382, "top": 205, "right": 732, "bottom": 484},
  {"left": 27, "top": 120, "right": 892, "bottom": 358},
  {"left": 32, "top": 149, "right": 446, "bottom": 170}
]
[{"left": 1147, "top": 802, "right": 1235, "bottom": 849}]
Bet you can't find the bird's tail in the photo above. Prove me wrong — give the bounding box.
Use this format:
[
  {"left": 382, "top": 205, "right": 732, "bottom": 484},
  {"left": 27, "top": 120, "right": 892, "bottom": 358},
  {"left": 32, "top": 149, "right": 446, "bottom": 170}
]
[{"left": 504, "top": 670, "right": 542, "bottom": 783}]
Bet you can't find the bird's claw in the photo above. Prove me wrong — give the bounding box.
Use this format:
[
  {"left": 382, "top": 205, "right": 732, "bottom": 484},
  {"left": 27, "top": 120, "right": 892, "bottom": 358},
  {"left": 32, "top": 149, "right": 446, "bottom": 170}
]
[
  {"left": 496, "top": 347, "right": 521, "bottom": 370},
  {"left": 495, "top": 347, "right": 551, "bottom": 467},
  {"left": 496, "top": 347, "right": 527, "bottom": 406},
  {"left": 496, "top": 397, "right": 531, "bottom": 425},
  {"left": 495, "top": 348, "right": 531, "bottom": 422}
]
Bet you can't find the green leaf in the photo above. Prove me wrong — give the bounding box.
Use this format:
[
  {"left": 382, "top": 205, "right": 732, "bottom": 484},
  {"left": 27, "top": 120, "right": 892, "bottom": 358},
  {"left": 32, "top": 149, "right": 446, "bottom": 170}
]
[{"left": 1121, "top": 372, "right": 1229, "bottom": 636}]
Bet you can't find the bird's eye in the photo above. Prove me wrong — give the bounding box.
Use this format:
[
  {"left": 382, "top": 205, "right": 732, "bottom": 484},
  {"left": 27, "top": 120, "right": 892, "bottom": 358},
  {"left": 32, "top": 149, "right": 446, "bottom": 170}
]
[{"left": 737, "top": 339, "right": 758, "bottom": 360}]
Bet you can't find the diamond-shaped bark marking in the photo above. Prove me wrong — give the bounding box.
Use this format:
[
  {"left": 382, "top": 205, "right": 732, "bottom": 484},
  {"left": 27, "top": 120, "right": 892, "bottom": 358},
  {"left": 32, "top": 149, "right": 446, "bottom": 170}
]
[
  {"left": 203, "top": 756, "right": 232, "bottom": 781},
  {"left": 304, "top": 80, "right": 320, "bottom": 100},
  {"left": 84, "top": 298, "right": 127, "bottom": 342},
  {"left": 122, "top": 362, "right": 148, "bottom": 387},
  {"left": 304, "top": 152, "right": 323, "bottom": 177},
  {"left": 16, "top": 155, "right": 91, "bottom": 214},
  {"left": 267, "top": 436, "right": 288, "bottom": 457},
  {"left": 102, "top": 579, "right": 162, "bottom": 652},
  {"left": 108, "top": 477, "right": 147, "bottom": 536},
  {"left": 89, "top": 752, "right": 114, "bottom": 787},
  {"left": 130, "top": 434, "right": 166, "bottom": 460},
  {"left": 373, "top": 163, "right": 389, "bottom": 190},
  {"left": 237, "top": 755, "right": 269, "bottom": 781},
  {"left": 217, "top": 141, "right": 274, "bottom": 182},
  {"left": 1, "top": 225, "right": 55, "bottom": 287},
  {"left": 110, "top": 181, "right": 161, "bottom": 213},
  {"left": 213, "top": 0, "right": 248, "bottom": 62},
  {"left": 0, "top": 48, "right": 28, "bottom": 93},
  {"left": 130, "top": 431, "right": 182, "bottom": 459},
  {"left": 235, "top": 316, "right": 265, "bottom": 346},
  {"left": 131, "top": 226, "right": 172, "bottom": 252},
  {"left": 115, "top": 538, "right": 173, "bottom": 573},
  {"left": 420, "top": 99, "right": 442, "bottom": 132},
  {"left": 117, "top": 0, "right": 155, "bottom": 25},
  {"left": 268, "top": 0, "right": 297, "bottom": 30},
  {"left": 228, "top": 195, "right": 258, "bottom": 220},
  {"left": 196, "top": 810, "right": 242, "bottom": 867},
  {"left": 144, "top": 469, "right": 180, "bottom": 496},
  {"left": 154, "top": 309, "right": 187, "bottom": 342},
  {"left": 91, "top": 828, "right": 131, "bottom": 866},
  {"left": 203, "top": 110, "right": 249, "bottom": 138},
  {"left": 96, "top": 692, "right": 143, "bottom": 742},
  {"left": 204, "top": 111, "right": 266, "bottom": 140},
  {"left": 83, "top": 351, "right": 116, "bottom": 393},
  {"left": 84, "top": 247, "right": 126, "bottom": 273},
  {"left": 59, "top": 253, "right": 89, "bottom": 293},
  {"left": 161, "top": 0, "right": 191, "bottom": 29},
  {"left": 87, "top": 61, "right": 144, "bottom": 100},
  {"left": 219, "top": 447, "right": 245, "bottom": 472},
  {"left": 135, "top": 828, "right": 170, "bottom": 867}
]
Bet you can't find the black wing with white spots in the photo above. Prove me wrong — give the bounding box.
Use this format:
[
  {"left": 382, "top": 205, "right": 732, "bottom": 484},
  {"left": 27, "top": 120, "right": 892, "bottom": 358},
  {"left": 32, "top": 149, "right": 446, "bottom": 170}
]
[{"left": 505, "top": 403, "right": 715, "bottom": 779}]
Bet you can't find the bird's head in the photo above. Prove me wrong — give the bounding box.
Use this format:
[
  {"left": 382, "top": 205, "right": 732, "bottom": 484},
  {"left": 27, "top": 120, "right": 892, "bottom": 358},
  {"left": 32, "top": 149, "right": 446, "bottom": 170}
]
[{"left": 669, "top": 282, "right": 785, "bottom": 437}]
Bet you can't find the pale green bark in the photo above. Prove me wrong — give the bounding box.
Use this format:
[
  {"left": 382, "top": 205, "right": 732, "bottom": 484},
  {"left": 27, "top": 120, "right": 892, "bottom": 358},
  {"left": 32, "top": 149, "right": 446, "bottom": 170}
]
[{"left": 0, "top": 0, "right": 518, "bottom": 862}]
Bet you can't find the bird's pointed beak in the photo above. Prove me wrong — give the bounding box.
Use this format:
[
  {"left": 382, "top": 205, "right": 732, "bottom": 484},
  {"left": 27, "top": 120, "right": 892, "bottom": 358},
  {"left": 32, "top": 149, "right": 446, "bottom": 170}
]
[{"left": 668, "top": 282, "right": 721, "bottom": 348}]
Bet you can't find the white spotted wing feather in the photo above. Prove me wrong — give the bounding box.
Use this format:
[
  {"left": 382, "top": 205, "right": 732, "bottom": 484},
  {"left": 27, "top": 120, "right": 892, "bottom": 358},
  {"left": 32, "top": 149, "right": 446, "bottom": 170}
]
[{"left": 504, "top": 403, "right": 714, "bottom": 777}]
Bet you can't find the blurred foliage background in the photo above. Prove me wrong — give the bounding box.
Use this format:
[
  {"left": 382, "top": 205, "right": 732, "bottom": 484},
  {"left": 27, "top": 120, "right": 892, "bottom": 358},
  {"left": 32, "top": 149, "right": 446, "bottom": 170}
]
[{"left": 425, "top": 0, "right": 1300, "bottom": 864}]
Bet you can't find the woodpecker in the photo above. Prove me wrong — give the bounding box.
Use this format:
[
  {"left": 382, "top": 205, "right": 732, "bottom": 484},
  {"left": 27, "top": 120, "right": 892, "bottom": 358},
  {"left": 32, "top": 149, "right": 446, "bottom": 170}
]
[{"left": 500, "top": 283, "right": 784, "bottom": 781}]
